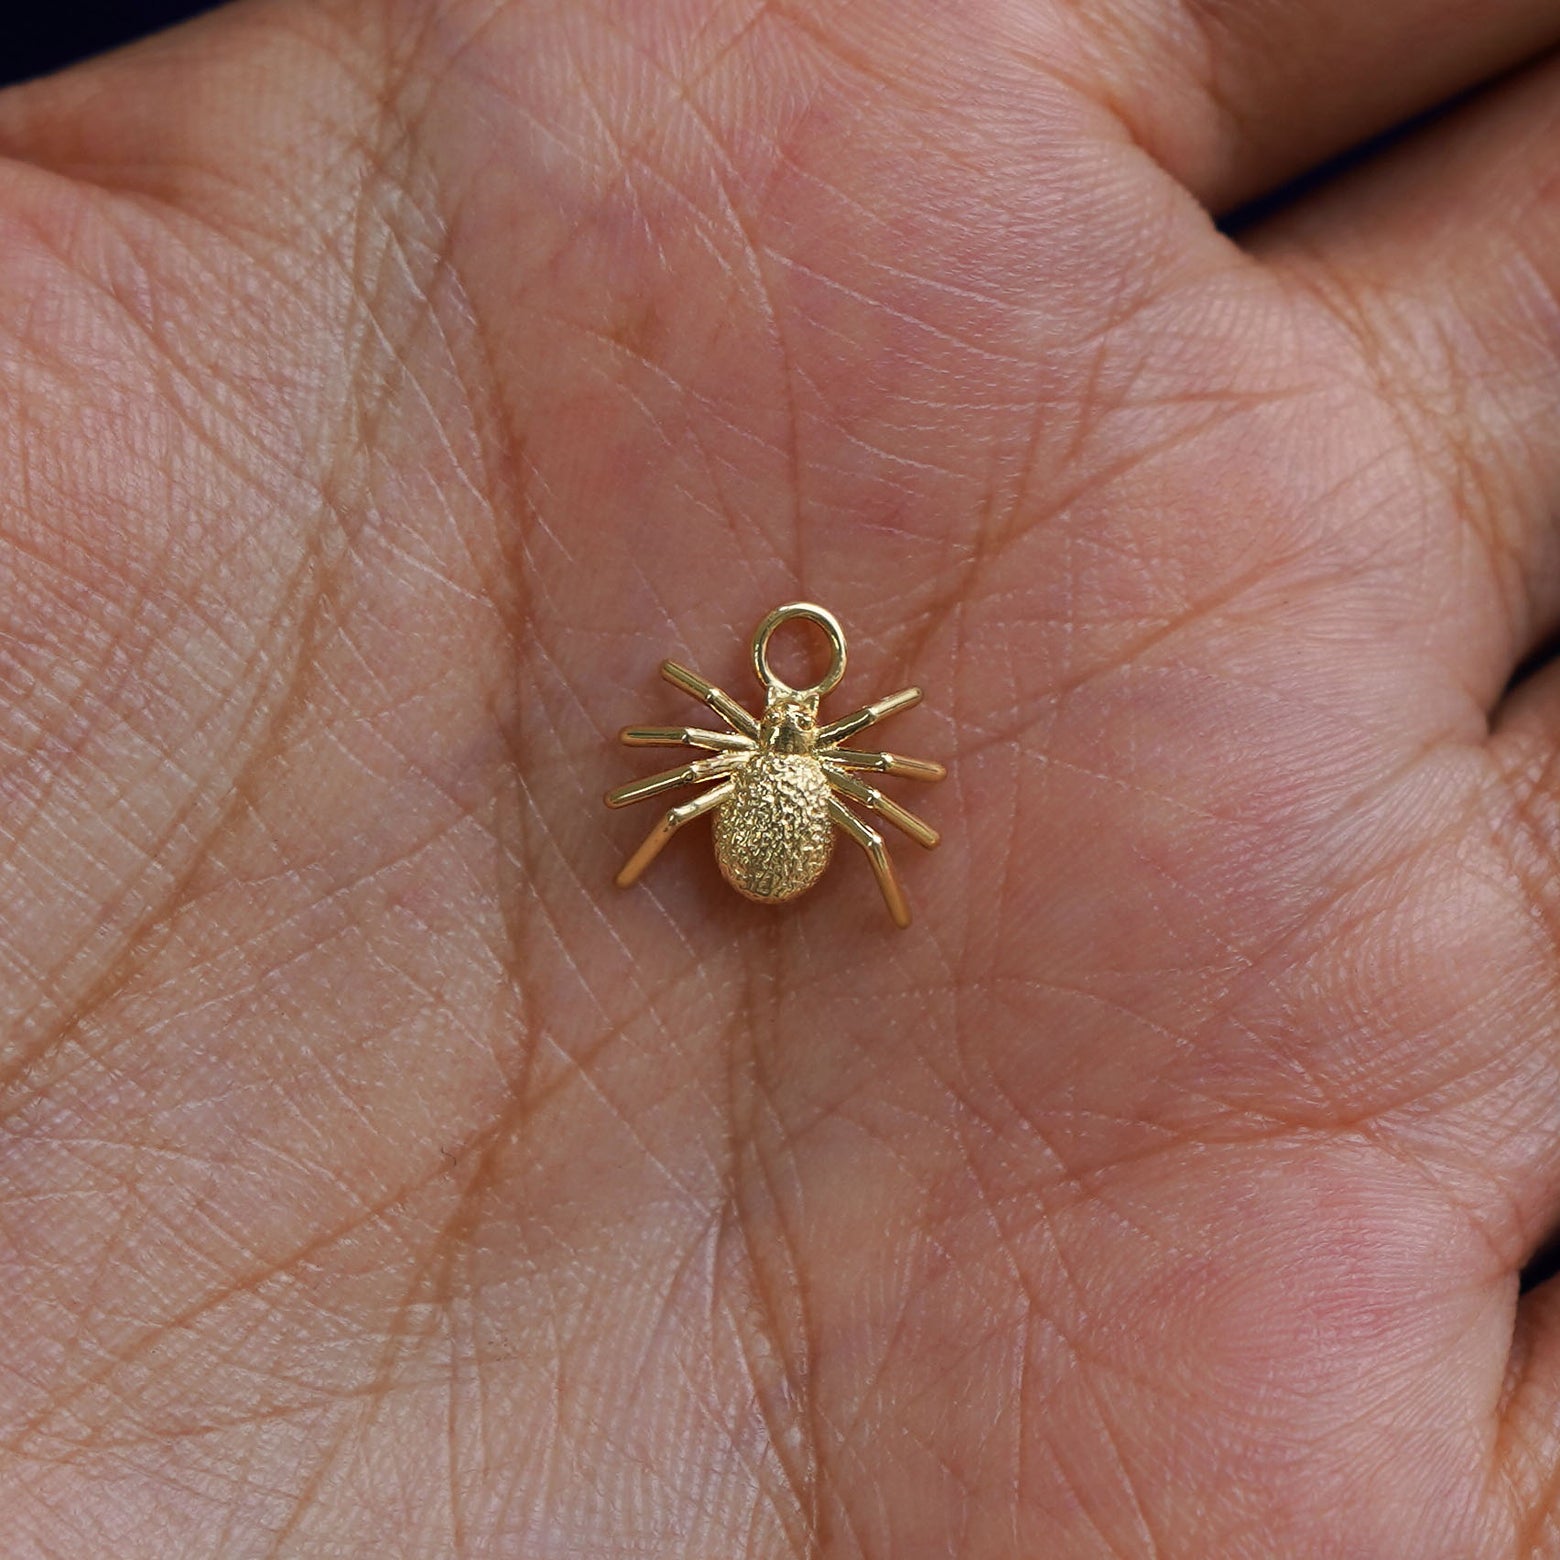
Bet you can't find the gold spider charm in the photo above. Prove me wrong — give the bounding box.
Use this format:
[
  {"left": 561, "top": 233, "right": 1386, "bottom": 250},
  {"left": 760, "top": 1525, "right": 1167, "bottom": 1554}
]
[{"left": 606, "top": 603, "right": 945, "bottom": 927}]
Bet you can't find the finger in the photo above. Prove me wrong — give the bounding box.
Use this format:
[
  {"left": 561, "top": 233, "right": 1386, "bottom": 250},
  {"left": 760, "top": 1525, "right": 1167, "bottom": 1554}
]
[
  {"left": 1357, "top": 107, "right": 1560, "bottom": 1518},
  {"left": 0, "top": 0, "right": 374, "bottom": 222},
  {"left": 4, "top": 0, "right": 1552, "bottom": 228},
  {"left": 1246, "top": 55, "right": 1560, "bottom": 685},
  {"left": 1049, "top": 0, "right": 1560, "bottom": 209},
  {"left": 1499, "top": 1279, "right": 1560, "bottom": 1548}
]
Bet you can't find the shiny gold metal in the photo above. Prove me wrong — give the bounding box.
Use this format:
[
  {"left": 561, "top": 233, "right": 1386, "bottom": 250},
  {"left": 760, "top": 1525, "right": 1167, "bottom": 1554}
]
[{"left": 606, "top": 603, "right": 944, "bottom": 927}]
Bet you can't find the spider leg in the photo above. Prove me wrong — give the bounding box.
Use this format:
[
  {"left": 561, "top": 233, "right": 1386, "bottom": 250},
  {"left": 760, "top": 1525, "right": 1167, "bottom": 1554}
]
[
  {"left": 822, "top": 747, "right": 945, "bottom": 782},
  {"left": 817, "top": 686, "right": 922, "bottom": 746},
  {"left": 605, "top": 752, "right": 745, "bottom": 809},
  {"left": 826, "top": 769, "right": 939, "bottom": 849},
  {"left": 660, "top": 660, "right": 760, "bottom": 739},
  {"left": 621, "top": 725, "right": 755, "bottom": 753},
  {"left": 828, "top": 797, "right": 910, "bottom": 928},
  {"left": 618, "top": 780, "right": 734, "bottom": 888}
]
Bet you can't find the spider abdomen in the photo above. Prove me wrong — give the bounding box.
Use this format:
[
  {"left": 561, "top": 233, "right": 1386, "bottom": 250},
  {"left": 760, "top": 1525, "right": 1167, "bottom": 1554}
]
[
  {"left": 714, "top": 753, "right": 834, "bottom": 902},
  {"left": 609, "top": 603, "right": 941, "bottom": 926}
]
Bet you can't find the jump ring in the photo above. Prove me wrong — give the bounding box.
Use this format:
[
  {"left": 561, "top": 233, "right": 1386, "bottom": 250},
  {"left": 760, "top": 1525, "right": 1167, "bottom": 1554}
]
[{"left": 751, "top": 602, "right": 847, "bottom": 699}]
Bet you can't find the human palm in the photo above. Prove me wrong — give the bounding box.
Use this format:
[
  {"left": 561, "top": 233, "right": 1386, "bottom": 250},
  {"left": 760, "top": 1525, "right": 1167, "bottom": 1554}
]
[{"left": 4, "top": 0, "right": 1560, "bottom": 1553}]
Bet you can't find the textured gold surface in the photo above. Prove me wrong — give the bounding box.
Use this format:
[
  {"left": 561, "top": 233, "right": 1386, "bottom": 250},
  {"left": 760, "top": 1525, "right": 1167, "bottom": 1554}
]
[
  {"left": 606, "top": 603, "right": 944, "bottom": 926},
  {"left": 713, "top": 754, "right": 835, "bottom": 901}
]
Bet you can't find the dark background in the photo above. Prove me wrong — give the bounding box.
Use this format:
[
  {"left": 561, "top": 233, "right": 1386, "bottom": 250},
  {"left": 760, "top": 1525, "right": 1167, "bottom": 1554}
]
[{"left": 3, "top": 1, "right": 218, "bottom": 87}]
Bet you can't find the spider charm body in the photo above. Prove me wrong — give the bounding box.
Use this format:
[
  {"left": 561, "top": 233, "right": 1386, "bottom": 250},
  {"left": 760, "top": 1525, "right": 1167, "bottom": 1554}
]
[{"left": 606, "top": 603, "right": 945, "bottom": 927}]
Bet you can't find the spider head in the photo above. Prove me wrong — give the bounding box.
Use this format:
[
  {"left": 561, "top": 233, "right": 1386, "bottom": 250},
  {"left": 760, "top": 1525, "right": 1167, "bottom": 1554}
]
[{"left": 760, "top": 691, "right": 820, "bottom": 753}]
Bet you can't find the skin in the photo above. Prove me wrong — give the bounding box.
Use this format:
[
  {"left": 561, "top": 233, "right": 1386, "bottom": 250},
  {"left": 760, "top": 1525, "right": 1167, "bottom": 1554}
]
[{"left": 3, "top": 0, "right": 1560, "bottom": 1553}]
